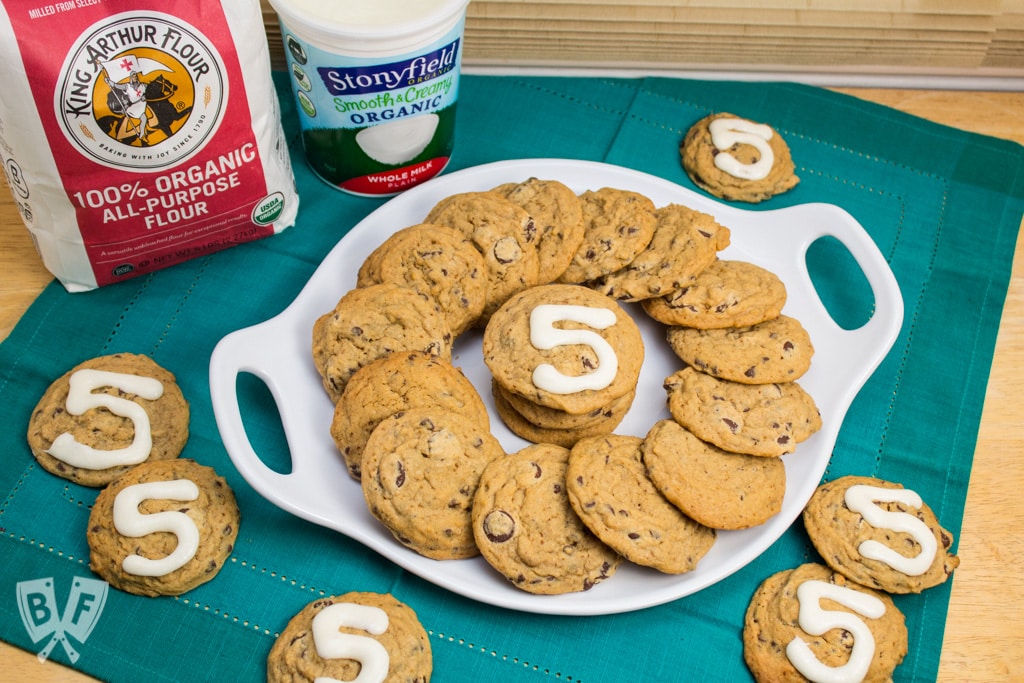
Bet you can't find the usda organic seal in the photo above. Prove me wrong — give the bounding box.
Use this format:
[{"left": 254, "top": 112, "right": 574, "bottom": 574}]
[{"left": 252, "top": 192, "right": 286, "bottom": 226}]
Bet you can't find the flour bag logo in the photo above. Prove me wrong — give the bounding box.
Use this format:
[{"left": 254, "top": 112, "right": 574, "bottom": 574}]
[
  {"left": 17, "top": 577, "right": 108, "bottom": 663},
  {"left": 56, "top": 11, "right": 227, "bottom": 171}
]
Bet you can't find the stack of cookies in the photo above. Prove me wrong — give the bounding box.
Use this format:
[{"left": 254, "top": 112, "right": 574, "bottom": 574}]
[{"left": 483, "top": 283, "right": 644, "bottom": 448}]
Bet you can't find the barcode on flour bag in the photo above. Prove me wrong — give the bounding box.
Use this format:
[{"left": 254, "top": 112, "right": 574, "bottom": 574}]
[{"left": 0, "top": 0, "right": 299, "bottom": 291}]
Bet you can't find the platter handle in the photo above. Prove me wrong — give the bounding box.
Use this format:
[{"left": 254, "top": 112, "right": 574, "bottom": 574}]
[
  {"left": 209, "top": 322, "right": 346, "bottom": 526},
  {"left": 761, "top": 202, "right": 904, "bottom": 373}
]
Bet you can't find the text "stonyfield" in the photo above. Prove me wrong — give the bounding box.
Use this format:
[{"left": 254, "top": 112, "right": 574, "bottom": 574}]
[{"left": 318, "top": 39, "right": 460, "bottom": 96}]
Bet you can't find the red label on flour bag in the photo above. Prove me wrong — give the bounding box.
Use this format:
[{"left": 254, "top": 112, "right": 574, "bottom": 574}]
[{"left": 0, "top": 0, "right": 299, "bottom": 291}]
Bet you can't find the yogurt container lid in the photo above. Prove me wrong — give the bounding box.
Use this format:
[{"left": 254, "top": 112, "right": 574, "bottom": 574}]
[{"left": 270, "top": 0, "right": 470, "bottom": 50}]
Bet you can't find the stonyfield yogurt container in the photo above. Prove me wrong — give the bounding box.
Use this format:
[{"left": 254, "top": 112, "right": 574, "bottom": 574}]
[{"left": 270, "top": 0, "right": 470, "bottom": 195}]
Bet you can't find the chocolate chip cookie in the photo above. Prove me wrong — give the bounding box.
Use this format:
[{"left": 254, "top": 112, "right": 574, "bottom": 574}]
[
  {"left": 361, "top": 408, "right": 505, "bottom": 560},
  {"left": 641, "top": 259, "right": 787, "bottom": 329},
  {"left": 424, "top": 191, "right": 540, "bottom": 321},
  {"left": 87, "top": 458, "right": 239, "bottom": 596},
  {"left": 483, "top": 283, "right": 644, "bottom": 415},
  {"left": 666, "top": 314, "right": 814, "bottom": 384},
  {"left": 743, "top": 563, "right": 907, "bottom": 683},
  {"left": 641, "top": 419, "right": 785, "bottom": 530},
  {"left": 558, "top": 187, "right": 657, "bottom": 284},
  {"left": 567, "top": 434, "right": 715, "bottom": 573},
  {"left": 330, "top": 351, "right": 489, "bottom": 480},
  {"left": 681, "top": 112, "right": 799, "bottom": 203},
  {"left": 803, "top": 475, "right": 960, "bottom": 594},
  {"left": 472, "top": 443, "right": 621, "bottom": 594},
  {"left": 491, "top": 177, "right": 585, "bottom": 284},
  {"left": 267, "top": 592, "right": 431, "bottom": 683},
  {"left": 663, "top": 367, "right": 821, "bottom": 457},
  {"left": 27, "top": 353, "right": 189, "bottom": 488},
  {"left": 356, "top": 223, "right": 487, "bottom": 337},
  {"left": 312, "top": 283, "right": 453, "bottom": 403},
  {"left": 591, "top": 203, "right": 730, "bottom": 302}
]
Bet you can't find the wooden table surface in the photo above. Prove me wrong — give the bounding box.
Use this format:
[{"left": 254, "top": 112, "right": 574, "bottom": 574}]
[{"left": 2, "top": 88, "right": 1022, "bottom": 682}]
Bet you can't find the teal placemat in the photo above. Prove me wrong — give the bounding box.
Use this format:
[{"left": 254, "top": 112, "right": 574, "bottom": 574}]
[{"left": 2, "top": 73, "right": 1022, "bottom": 682}]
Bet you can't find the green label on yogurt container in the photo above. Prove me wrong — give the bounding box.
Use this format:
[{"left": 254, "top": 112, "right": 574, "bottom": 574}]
[{"left": 281, "top": 20, "right": 464, "bottom": 195}]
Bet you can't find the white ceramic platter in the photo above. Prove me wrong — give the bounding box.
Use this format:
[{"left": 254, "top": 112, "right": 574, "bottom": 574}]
[{"left": 210, "top": 159, "right": 903, "bottom": 616}]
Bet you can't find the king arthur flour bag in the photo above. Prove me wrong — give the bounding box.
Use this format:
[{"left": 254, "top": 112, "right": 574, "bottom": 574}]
[{"left": 0, "top": 0, "right": 299, "bottom": 291}]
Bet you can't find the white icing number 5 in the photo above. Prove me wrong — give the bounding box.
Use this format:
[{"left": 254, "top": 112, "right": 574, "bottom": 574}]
[
  {"left": 708, "top": 117, "right": 775, "bottom": 181},
  {"left": 112, "top": 479, "right": 200, "bottom": 577},
  {"left": 844, "top": 484, "right": 937, "bottom": 576},
  {"left": 46, "top": 368, "right": 164, "bottom": 469},
  {"left": 786, "top": 580, "right": 886, "bottom": 683},
  {"left": 529, "top": 304, "right": 618, "bottom": 394},
  {"left": 312, "top": 603, "right": 390, "bottom": 683}
]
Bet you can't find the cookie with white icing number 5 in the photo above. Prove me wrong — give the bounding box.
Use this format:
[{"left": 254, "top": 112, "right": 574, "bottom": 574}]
[
  {"left": 743, "top": 563, "right": 908, "bottom": 683},
  {"left": 803, "top": 475, "right": 960, "bottom": 594},
  {"left": 267, "top": 592, "right": 432, "bottom": 683},
  {"left": 681, "top": 112, "right": 799, "bottom": 203},
  {"left": 86, "top": 458, "right": 239, "bottom": 597},
  {"left": 482, "top": 283, "right": 644, "bottom": 415},
  {"left": 27, "top": 353, "right": 190, "bottom": 488}
]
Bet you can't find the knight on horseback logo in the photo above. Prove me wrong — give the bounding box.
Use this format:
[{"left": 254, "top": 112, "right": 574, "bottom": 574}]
[
  {"left": 57, "top": 14, "right": 226, "bottom": 170},
  {"left": 95, "top": 51, "right": 193, "bottom": 147}
]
